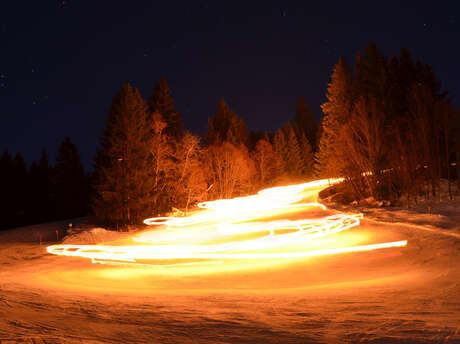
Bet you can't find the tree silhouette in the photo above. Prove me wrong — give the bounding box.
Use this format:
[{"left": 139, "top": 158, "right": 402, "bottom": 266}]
[
  {"left": 93, "top": 83, "right": 156, "bottom": 228},
  {"left": 148, "top": 78, "right": 182, "bottom": 138},
  {"left": 207, "top": 98, "right": 248, "bottom": 146},
  {"left": 294, "top": 96, "right": 317, "bottom": 151},
  {"left": 316, "top": 57, "right": 353, "bottom": 177},
  {"left": 54, "top": 137, "right": 88, "bottom": 220}
]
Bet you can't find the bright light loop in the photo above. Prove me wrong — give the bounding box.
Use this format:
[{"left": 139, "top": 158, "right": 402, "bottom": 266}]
[{"left": 47, "top": 178, "right": 407, "bottom": 268}]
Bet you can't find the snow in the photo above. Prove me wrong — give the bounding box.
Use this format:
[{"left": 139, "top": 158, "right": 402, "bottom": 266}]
[
  {"left": 1, "top": 191, "right": 460, "bottom": 342},
  {"left": 62, "top": 227, "right": 129, "bottom": 244}
]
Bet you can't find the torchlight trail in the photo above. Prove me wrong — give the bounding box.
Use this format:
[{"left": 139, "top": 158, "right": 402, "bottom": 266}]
[{"left": 47, "top": 178, "right": 407, "bottom": 268}]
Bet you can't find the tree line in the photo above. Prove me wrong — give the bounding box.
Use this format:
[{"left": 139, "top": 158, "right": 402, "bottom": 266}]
[
  {"left": 0, "top": 138, "right": 89, "bottom": 230},
  {"left": 317, "top": 42, "right": 460, "bottom": 205},
  {"left": 3, "top": 42, "right": 459, "bottom": 230},
  {"left": 92, "top": 78, "right": 317, "bottom": 228}
]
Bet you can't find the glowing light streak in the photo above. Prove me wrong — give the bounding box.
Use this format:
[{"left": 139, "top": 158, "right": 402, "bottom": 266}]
[
  {"left": 47, "top": 178, "right": 407, "bottom": 268},
  {"left": 47, "top": 240, "right": 407, "bottom": 261}
]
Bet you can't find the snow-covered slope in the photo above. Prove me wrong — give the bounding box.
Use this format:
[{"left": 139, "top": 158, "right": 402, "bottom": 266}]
[{"left": 1, "top": 201, "right": 460, "bottom": 343}]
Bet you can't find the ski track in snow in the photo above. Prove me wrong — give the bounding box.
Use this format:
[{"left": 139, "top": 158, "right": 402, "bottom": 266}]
[{"left": 1, "top": 206, "right": 460, "bottom": 342}]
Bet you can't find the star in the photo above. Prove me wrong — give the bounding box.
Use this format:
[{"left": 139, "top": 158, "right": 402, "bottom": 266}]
[{"left": 59, "top": 0, "right": 69, "bottom": 9}]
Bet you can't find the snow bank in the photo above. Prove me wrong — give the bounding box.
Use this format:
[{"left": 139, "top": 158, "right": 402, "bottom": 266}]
[{"left": 62, "top": 227, "right": 128, "bottom": 244}]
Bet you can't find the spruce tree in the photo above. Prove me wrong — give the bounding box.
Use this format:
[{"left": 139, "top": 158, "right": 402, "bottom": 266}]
[
  {"left": 207, "top": 98, "right": 248, "bottom": 146},
  {"left": 284, "top": 124, "right": 304, "bottom": 179},
  {"left": 273, "top": 127, "right": 288, "bottom": 174},
  {"left": 93, "top": 83, "right": 156, "bottom": 228},
  {"left": 294, "top": 97, "right": 317, "bottom": 151},
  {"left": 0, "top": 151, "right": 12, "bottom": 229},
  {"left": 29, "top": 151, "right": 52, "bottom": 224},
  {"left": 54, "top": 137, "right": 87, "bottom": 220},
  {"left": 299, "top": 133, "right": 314, "bottom": 178},
  {"left": 148, "top": 78, "right": 182, "bottom": 138},
  {"left": 316, "top": 57, "right": 353, "bottom": 177},
  {"left": 0, "top": 151, "right": 27, "bottom": 229}
]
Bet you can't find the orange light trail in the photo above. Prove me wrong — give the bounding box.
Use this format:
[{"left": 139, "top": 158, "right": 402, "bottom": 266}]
[{"left": 47, "top": 178, "right": 407, "bottom": 268}]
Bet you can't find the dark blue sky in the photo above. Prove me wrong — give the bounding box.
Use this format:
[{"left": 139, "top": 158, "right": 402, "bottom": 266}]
[{"left": 1, "top": 1, "right": 459, "bottom": 169}]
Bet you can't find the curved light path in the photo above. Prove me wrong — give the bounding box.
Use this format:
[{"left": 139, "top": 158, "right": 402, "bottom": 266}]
[{"left": 47, "top": 178, "right": 407, "bottom": 267}]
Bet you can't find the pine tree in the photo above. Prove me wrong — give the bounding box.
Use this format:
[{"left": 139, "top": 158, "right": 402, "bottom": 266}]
[
  {"left": 0, "top": 152, "right": 11, "bottom": 229},
  {"left": 54, "top": 137, "right": 88, "bottom": 220},
  {"left": 0, "top": 151, "right": 23, "bottom": 229},
  {"left": 316, "top": 57, "right": 353, "bottom": 177},
  {"left": 284, "top": 124, "right": 304, "bottom": 179},
  {"left": 148, "top": 77, "right": 182, "bottom": 138},
  {"left": 294, "top": 97, "right": 317, "bottom": 151},
  {"left": 93, "top": 83, "right": 156, "bottom": 228},
  {"left": 207, "top": 98, "right": 248, "bottom": 146},
  {"left": 299, "top": 133, "right": 314, "bottom": 178},
  {"left": 273, "top": 127, "right": 289, "bottom": 175},
  {"left": 28, "top": 149, "right": 53, "bottom": 224}
]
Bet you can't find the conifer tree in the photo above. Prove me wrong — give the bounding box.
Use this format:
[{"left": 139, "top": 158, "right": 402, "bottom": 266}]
[
  {"left": 299, "top": 133, "right": 314, "bottom": 178},
  {"left": 93, "top": 83, "right": 156, "bottom": 228},
  {"left": 27, "top": 148, "right": 53, "bottom": 223},
  {"left": 273, "top": 127, "right": 289, "bottom": 175},
  {"left": 54, "top": 137, "right": 88, "bottom": 220},
  {"left": 0, "top": 152, "right": 27, "bottom": 228},
  {"left": 294, "top": 97, "right": 317, "bottom": 151},
  {"left": 353, "top": 42, "right": 389, "bottom": 102},
  {"left": 284, "top": 124, "right": 304, "bottom": 179},
  {"left": 148, "top": 77, "right": 182, "bottom": 138},
  {"left": 316, "top": 57, "right": 353, "bottom": 177},
  {"left": 0, "top": 151, "right": 13, "bottom": 229},
  {"left": 318, "top": 43, "right": 453, "bottom": 203},
  {"left": 207, "top": 98, "right": 248, "bottom": 146}
]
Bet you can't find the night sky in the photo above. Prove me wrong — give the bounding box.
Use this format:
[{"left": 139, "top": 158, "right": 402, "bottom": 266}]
[{"left": 1, "top": 1, "right": 459, "bottom": 169}]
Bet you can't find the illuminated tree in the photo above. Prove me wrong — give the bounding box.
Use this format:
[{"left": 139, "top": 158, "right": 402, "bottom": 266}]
[
  {"left": 318, "top": 43, "right": 455, "bottom": 204},
  {"left": 148, "top": 111, "right": 176, "bottom": 214},
  {"left": 299, "top": 133, "right": 314, "bottom": 178},
  {"left": 284, "top": 124, "right": 303, "bottom": 179},
  {"left": 316, "top": 57, "right": 353, "bottom": 177},
  {"left": 273, "top": 127, "right": 289, "bottom": 176},
  {"left": 338, "top": 96, "right": 386, "bottom": 198},
  {"left": 252, "top": 138, "right": 283, "bottom": 188},
  {"left": 171, "top": 132, "right": 207, "bottom": 213},
  {"left": 205, "top": 142, "right": 255, "bottom": 199}
]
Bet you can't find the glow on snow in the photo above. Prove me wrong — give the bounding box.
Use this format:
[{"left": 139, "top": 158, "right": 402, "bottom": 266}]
[{"left": 47, "top": 178, "right": 407, "bottom": 268}]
